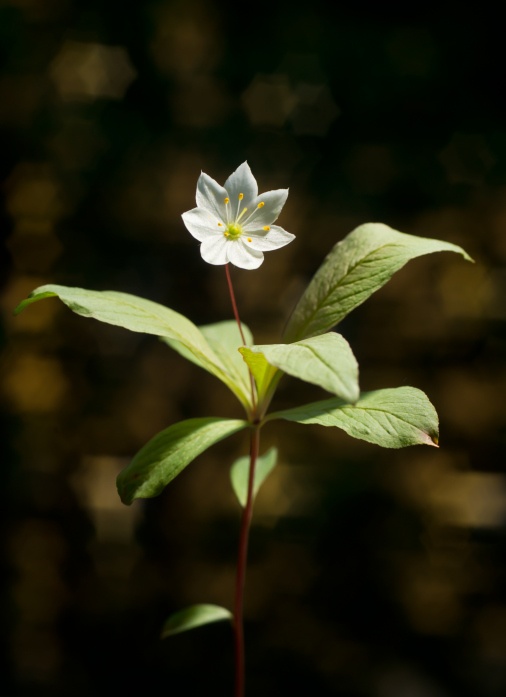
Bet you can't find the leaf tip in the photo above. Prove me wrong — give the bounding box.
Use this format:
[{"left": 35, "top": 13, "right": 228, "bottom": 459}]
[
  {"left": 13, "top": 295, "right": 35, "bottom": 315},
  {"left": 116, "top": 475, "right": 134, "bottom": 506},
  {"left": 421, "top": 431, "right": 439, "bottom": 448},
  {"left": 13, "top": 289, "right": 57, "bottom": 316},
  {"left": 160, "top": 604, "right": 233, "bottom": 639}
]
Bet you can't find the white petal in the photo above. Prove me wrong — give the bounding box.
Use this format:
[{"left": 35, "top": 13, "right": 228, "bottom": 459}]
[
  {"left": 224, "top": 162, "right": 258, "bottom": 212},
  {"left": 242, "top": 189, "right": 289, "bottom": 228},
  {"left": 200, "top": 235, "right": 229, "bottom": 265},
  {"left": 196, "top": 172, "right": 229, "bottom": 221},
  {"left": 226, "top": 240, "right": 264, "bottom": 270},
  {"left": 182, "top": 207, "right": 222, "bottom": 242},
  {"left": 244, "top": 225, "right": 295, "bottom": 252}
]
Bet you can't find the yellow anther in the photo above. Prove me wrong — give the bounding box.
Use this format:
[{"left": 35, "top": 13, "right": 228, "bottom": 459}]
[
  {"left": 224, "top": 231, "right": 229, "bottom": 237},
  {"left": 238, "top": 193, "right": 244, "bottom": 200},
  {"left": 258, "top": 201, "right": 265, "bottom": 208},
  {"left": 218, "top": 222, "right": 223, "bottom": 227},
  {"left": 224, "top": 197, "right": 230, "bottom": 204},
  {"left": 247, "top": 237, "right": 252, "bottom": 242},
  {"left": 263, "top": 226, "right": 270, "bottom": 231}
]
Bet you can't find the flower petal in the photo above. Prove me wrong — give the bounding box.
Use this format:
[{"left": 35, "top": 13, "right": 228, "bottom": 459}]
[
  {"left": 200, "top": 235, "right": 229, "bottom": 265},
  {"left": 242, "top": 189, "right": 289, "bottom": 228},
  {"left": 226, "top": 240, "right": 264, "bottom": 270},
  {"left": 196, "top": 172, "right": 229, "bottom": 222},
  {"left": 244, "top": 225, "right": 295, "bottom": 252},
  {"left": 224, "top": 162, "right": 258, "bottom": 212},
  {"left": 182, "top": 207, "right": 221, "bottom": 242}
]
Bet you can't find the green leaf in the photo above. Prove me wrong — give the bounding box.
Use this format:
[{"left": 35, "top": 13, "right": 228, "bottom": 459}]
[
  {"left": 117, "top": 417, "right": 248, "bottom": 504},
  {"left": 268, "top": 387, "right": 439, "bottom": 449},
  {"left": 241, "top": 333, "right": 359, "bottom": 403},
  {"left": 230, "top": 447, "right": 278, "bottom": 507},
  {"left": 283, "top": 223, "right": 473, "bottom": 342},
  {"left": 164, "top": 320, "right": 253, "bottom": 400},
  {"left": 15, "top": 285, "right": 251, "bottom": 409},
  {"left": 161, "top": 604, "right": 232, "bottom": 638},
  {"left": 237, "top": 347, "right": 277, "bottom": 401}
]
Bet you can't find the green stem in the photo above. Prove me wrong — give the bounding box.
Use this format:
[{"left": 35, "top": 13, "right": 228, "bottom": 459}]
[{"left": 234, "top": 425, "right": 260, "bottom": 697}]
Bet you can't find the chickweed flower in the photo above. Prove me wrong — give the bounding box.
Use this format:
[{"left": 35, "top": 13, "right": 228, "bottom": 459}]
[{"left": 182, "top": 162, "right": 295, "bottom": 270}]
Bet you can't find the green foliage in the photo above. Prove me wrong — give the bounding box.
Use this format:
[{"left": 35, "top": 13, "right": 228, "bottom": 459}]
[
  {"left": 230, "top": 447, "right": 278, "bottom": 507},
  {"left": 117, "top": 417, "right": 248, "bottom": 504},
  {"left": 163, "top": 320, "right": 253, "bottom": 401},
  {"left": 237, "top": 347, "right": 277, "bottom": 402},
  {"left": 241, "top": 333, "right": 359, "bottom": 404},
  {"left": 268, "top": 387, "right": 439, "bottom": 448},
  {"left": 283, "top": 223, "right": 472, "bottom": 342},
  {"left": 14, "top": 285, "right": 252, "bottom": 410},
  {"left": 161, "top": 604, "right": 232, "bottom": 638},
  {"left": 15, "top": 225, "right": 471, "bottom": 502}
]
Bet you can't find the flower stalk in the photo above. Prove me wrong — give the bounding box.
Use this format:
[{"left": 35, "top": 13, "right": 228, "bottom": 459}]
[
  {"left": 225, "top": 263, "right": 257, "bottom": 417},
  {"left": 225, "top": 262, "right": 261, "bottom": 697},
  {"left": 233, "top": 425, "right": 260, "bottom": 697}
]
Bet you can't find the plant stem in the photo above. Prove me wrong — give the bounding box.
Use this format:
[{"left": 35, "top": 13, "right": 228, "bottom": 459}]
[
  {"left": 224, "top": 263, "right": 260, "bottom": 696},
  {"left": 225, "top": 263, "right": 248, "bottom": 346},
  {"left": 234, "top": 425, "right": 260, "bottom": 697},
  {"left": 225, "top": 264, "right": 257, "bottom": 416}
]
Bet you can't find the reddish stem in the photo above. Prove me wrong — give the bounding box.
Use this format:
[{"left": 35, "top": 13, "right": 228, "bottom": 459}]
[
  {"left": 225, "top": 263, "right": 248, "bottom": 347},
  {"left": 225, "top": 264, "right": 257, "bottom": 415},
  {"left": 233, "top": 425, "right": 260, "bottom": 697},
  {"left": 224, "top": 263, "right": 261, "bottom": 697}
]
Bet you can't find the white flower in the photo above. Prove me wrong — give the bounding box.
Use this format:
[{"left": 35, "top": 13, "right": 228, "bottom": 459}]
[{"left": 182, "top": 162, "right": 295, "bottom": 270}]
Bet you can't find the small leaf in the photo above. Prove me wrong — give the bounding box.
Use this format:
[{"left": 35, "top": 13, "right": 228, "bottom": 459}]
[
  {"left": 283, "top": 223, "right": 473, "bottom": 342},
  {"left": 230, "top": 447, "right": 278, "bottom": 507},
  {"left": 268, "top": 387, "right": 439, "bottom": 449},
  {"left": 117, "top": 417, "right": 248, "bottom": 504},
  {"left": 161, "top": 604, "right": 232, "bottom": 638},
  {"left": 237, "top": 347, "right": 278, "bottom": 401},
  {"left": 164, "top": 320, "right": 253, "bottom": 400},
  {"left": 241, "top": 333, "right": 359, "bottom": 403},
  {"left": 15, "top": 285, "right": 251, "bottom": 408}
]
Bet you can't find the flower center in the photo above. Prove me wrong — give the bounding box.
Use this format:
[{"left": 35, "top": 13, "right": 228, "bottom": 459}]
[{"left": 225, "top": 223, "right": 242, "bottom": 240}]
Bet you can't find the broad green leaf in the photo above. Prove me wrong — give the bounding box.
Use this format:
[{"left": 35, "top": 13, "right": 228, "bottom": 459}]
[
  {"left": 161, "top": 604, "right": 232, "bottom": 638},
  {"left": 230, "top": 447, "right": 278, "bottom": 507},
  {"left": 15, "top": 285, "right": 251, "bottom": 409},
  {"left": 164, "top": 321, "right": 253, "bottom": 399},
  {"left": 267, "top": 387, "right": 439, "bottom": 449},
  {"left": 283, "top": 223, "right": 472, "bottom": 342},
  {"left": 241, "top": 333, "right": 359, "bottom": 403},
  {"left": 117, "top": 417, "right": 248, "bottom": 504}
]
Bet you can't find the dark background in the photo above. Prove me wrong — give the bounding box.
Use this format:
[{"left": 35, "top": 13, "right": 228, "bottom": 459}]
[{"left": 1, "top": 2, "right": 506, "bottom": 695}]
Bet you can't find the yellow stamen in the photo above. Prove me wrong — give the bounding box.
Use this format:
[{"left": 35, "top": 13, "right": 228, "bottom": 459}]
[
  {"left": 247, "top": 237, "right": 252, "bottom": 242},
  {"left": 224, "top": 197, "right": 230, "bottom": 204},
  {"left": 218, "top": 222, "right": 223, "bottom": 227},
  {"left": 258, "top": 202, "right": 264, "bottom": 208},
  {"left": 236, "top": 207, "right": 248, "bottom": 223},
  {"left": 224, "top": 231, "right": 229, "bottom": 237},
  {"left": 238, "top": 193, "right": 244, "bottom": 200},
  {"left": 263, "top": 226, "right": 270, "bottom": 231}
]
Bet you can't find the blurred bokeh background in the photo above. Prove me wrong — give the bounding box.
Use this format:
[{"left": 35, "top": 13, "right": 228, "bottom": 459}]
[{"left": 1, "top": 2, "right": 505, "bottom": 695}]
